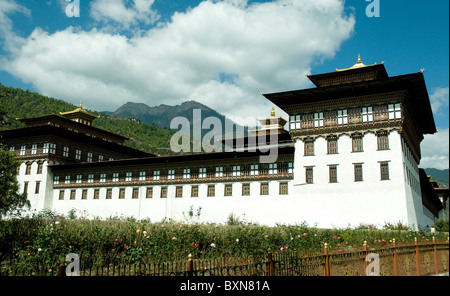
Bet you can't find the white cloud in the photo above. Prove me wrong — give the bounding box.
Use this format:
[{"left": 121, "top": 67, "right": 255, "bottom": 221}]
[
  {"left": 0, "top": 0, "right": 30, "bottom": 51},
  {"left": 90, "top": 0, "right": 159, "bottom": 29},
  {"left": 420, "top": 128, "right": 449, "bottom": 170},
  {"left": 3, "top": 0, "right": 355, "bottom": 125},
  {"left": 429, "top": 86, "right": 449, "bottom": 115}
]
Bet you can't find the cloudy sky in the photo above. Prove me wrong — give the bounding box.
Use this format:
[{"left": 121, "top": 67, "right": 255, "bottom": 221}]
[{"left": 0, "top": 0, "right": 448, "bottom": 169}]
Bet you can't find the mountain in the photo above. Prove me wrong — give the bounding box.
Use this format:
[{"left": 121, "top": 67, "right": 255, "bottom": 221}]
[
  {"left": 0, "top": 83, "right": 178, "bottom": 156},
  {"left": 423, "top": 168, "right": 449, "bottom": 188},
  {"left": 111, "top": 101, "right": 249, "bottom": 140}
]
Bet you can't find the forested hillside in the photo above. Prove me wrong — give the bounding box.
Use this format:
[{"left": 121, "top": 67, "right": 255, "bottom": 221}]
[{"left": 0, "top": 83, "right": 178, "bottom": 156}]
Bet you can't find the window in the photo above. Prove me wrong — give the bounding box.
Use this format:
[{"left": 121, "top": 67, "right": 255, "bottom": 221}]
[
  {"left": 224, "top": 184, "right": 232, "bottom": 196},
  {"left": 106, "top": 189, "right": 112, "bottom": 199},
  {"left": 54, "top": 176, "right": 60, "bottom": 185},
  {"left": 287, "top": 162, "right": 293, "bottom": 174},
  {"left": 23, "top": 182, "right": 29, "bottom": 195},
  {"left": 20, "top": 145, "right": 26, "bottom": 156},
  {"left": 168, "top": 169, "right": 175, "bottom": 180},
  {"left": 199, "top": 168, "right": 207, "bottom": 178},
  {"left": 183, "top": 169, "right": 190, "bottom": 179},
  {"left": 374, "top": 105, "right": 388, "bottom": 121},
  {"left": 242, "top": 183, "right": 250, "bottom": 196},
  {"left": 290, "top": 115, "right": 301, "bottom": 131},
  {"left": 161, "top": 187, "right": 167, "bottom": 198},
  {"left": 126, "top": 172, "right": 132, "bottom": 182},
  {"left": 31, "top": 144, "right": 37, "bottom": 155},
  {"left": 65, "top": 175, "right": 71, "bottom": 184},
  {"left": 268, "top": 163, "right": 278, "bottom": 175},
  {"left": 250, "top": 164, "right": 259, "bottom": 176},
  {"left": 132, "top": 188, "right": 139, "bottom": 199},
  {"left": 49, "top": 143, "right": 56, "bottom": 154},
  {"left": 232, "top": 165, "right": 241, "bottom": 177},
  {"left": 279, "top": 182, "right": 288, "bottom": 195},
  {"left": 327, "top": 136, "right": 338, "bottom": 154},
  {"left": 305, "top": 167, "right": 313, "bottom": 184},
  {"left": 98, "top": 155, "right": 104, "bottom": 162},
  {"left": 94, "top": 189, "right": 100, "bottom": 200},
  {"left": 304, "top": 139, "right": 314, "bottom": 156},
  {"left": 207, "top": 185, "right": 215, "bottom": 196},
  {"left": 139, "top": 171, "right": 146, "bottom": 181},
  {"left": 362, "top": 106, "right": 373, "bottom": 122},
  {"left": 260, "top": 183, "right": 269, "bottom": 195},
  {"left": 25, "top": 163, "right": 32, "bottom": 175},
  {"left": 63, "top": 146, "right": 69, "bottom": 157},
  {"left": 388, "top": 103, "right": 401, "bottom": 120},
  {"left": 191, "top": 186, "right": 199, "bottom": 197},
  {"left": 113, "top": 173, "right": 119, "bottom": 182},
  {"left": 153, "top": 170, "right": 160, "bottom": 181},
  {"left": 175, "top": 186, "right": 183, "bottom": 198},
  {"left": 35, "top": 181, "right": 41, "bottom": 194},
  {"left": 352, "top": 134, "right": 363, "bottom": 152},
  {"left": 43, "top": 143, "right": 49, "bottom": 154},
  {"left": 70, "top": 190, "right": 76, "bottom": 200},
  {"left": 354, "top": 164, "right": 363, "bottom": 182},
  {"left": 302, "top": 113, "right": 314, "bottom": 129},
  {"left": 59, "top": 190, "right": 64, "bottom": 200},
  {"left": 119, "top": 188, "right": 126, "bottom": 199},
  {"left": 377, "top": 131, "right": 389, "bottom": 150},
  {"left": 88, "top": 174, "right": 94, "bottom": 183},
  {"left": 37, "top": 162, "right": 43, "bottom": 174},
  {"left": 9, "top": 145, "right": 15, "bottom": 152},
  {"left": 87, "top": 152, "right": 93, "bottom": 162},
  {"left": 314, "top": 112, "right": 324, "bottom": 127},
  {"left": 337, "top": 109, "right": 348, "bottom": 125},
  {"left": 215, "top": 167, "right": 224, "bottom": 178},
  {"left": 100, "top": 173, "right": 106, "bottom": 183},
  {"left": 329, "top": 165, "right": 337, "bottom": 183},
  {"left": 82, "top": 189, "right": 87, "bottom": 200},
  {"left": 75, "top": 149, "right": 82, "bottom": 160},
  {"left": 380, "top": 162, "right": 390, "bottom": 180},
  {"left": 146, "top": 187, "right": 153, "bottom": 198}
]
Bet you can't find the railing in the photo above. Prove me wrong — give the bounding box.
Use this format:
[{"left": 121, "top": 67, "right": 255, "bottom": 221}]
[{"left": 1, "top": 237, "right": 448, "bottom": 276}]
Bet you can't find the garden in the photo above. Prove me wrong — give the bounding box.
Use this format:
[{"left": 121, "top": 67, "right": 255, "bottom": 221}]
[{"left": 0, "top": 209, "right": 448, "bottom": 275}]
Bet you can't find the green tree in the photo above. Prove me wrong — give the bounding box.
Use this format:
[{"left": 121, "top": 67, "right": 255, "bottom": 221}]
[{"left": 0, "top": 98, "right": 29, "bottom": 217}]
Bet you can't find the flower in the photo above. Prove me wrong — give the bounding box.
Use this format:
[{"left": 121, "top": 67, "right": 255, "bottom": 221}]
[
  {"left": 180, "top": 224, "right": 183, "bottom": 228},
  {"left": 303, "top": 233, "right": 307, "bottom": 237},
  {"left": 236, "top": 239, "right": 239, "bottom": 243},
  {"left": 172, "top": 237, "right": 177, "bottom": 240},
  {"left": 143, "top": 231, "right": 147, "bottom": 235},
  {"left": 195, "top": 243, "right": 199, "bottom": 248},
  {"left": 48, "top": 269, "right": 52, "bottom": 273},
  {"left": 338, "top": 244, "right": 341, "bottom": 247},
  {"left": 55, "top": 221, "right": 60, "bottom": 225},
  {"left": 134, "top": 242, "right": 138, "bottom": 246},
  {"left": 115, "top": 238, "right": 118, "bottom": 242},
  {"left": 338, "top": 250, "right": 342, "bottom": 254},
  {"left": 136, "top": 230, "right": 141, "bottom": 234},
  {"left": 210, "top": 243, "right": 216, "bottom": 248}
]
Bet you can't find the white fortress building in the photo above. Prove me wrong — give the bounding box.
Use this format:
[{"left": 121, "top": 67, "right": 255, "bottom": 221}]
[{"left": 2, "top": 56, "right": 446, "bottom": 229}]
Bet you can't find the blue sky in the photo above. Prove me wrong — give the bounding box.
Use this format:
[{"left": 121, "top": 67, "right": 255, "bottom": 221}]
[{"left": 0, "top": 0, "right": 448, "bottom": 168}]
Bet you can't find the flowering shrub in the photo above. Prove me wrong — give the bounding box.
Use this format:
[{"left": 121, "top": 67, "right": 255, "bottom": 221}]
[{"left": 1, "top": 213, "right": 448, "bottom": 272}]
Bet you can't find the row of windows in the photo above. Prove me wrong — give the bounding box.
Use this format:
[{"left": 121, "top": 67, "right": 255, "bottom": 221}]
[
  {"left": 290, "top": 103, "right": 402, "bottom": 131},
  {"left": 304, "top": 162, "right": 390, "bottom": 184},
  {"left": 303, "top": 131, "right": 389, "bottom": 156},
  {"left": 53, "top": 162, "right": 294, "bottom": 185},
  {"left": 10, "top": 143, "right": 114, "bottom": 162},
  {"left": 57, "top": 182, "right": 290, "bottom": 200}
]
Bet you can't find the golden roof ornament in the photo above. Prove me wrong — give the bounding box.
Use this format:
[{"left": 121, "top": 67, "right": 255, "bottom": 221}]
[
  {"left": 271, "top": 107, "right": 275, "bottom": 117},
  {"left": 336, "top": 54, "right": 382, "bottom": 72}
]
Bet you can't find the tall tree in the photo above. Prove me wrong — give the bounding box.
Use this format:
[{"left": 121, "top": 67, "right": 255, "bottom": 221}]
[{"left": 0, "top": 90, "right": 29, "bottom": 217}]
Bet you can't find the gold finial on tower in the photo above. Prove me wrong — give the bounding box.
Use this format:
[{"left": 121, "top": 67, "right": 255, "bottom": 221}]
[{"left": 271, "top": 107, "right": 275, "bottom": 117}]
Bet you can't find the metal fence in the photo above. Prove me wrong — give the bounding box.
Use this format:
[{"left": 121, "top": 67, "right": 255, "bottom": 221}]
[{"left": 1, "top": 237, "right": 448, "bottom": 276}]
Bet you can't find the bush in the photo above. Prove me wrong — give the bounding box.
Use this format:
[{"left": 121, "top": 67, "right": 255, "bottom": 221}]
[{"left": 433, "top": 218, "right": 449, "bottom": 232}]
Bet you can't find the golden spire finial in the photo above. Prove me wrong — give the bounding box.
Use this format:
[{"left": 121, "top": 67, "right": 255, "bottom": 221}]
[
  {"left": 79, "top": 102, "right": 83, "bottom": 109},
  {"left": 357, "top": 54, "right": 362, "bottom": 64},
  {"left": 271, "top": 107, "right": 275, "bottom": 117}
]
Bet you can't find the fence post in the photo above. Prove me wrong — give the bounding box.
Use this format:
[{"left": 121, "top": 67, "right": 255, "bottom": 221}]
[
  {"left": 414, "top": 237, "right": 421, "bottom": 276},
  {"left": 187, "top": 253, "right": 193, "bottom": 277},
  {"left": 58, "top": 258, "right": 66, "bottom": 277},
  {"left": 392, "top": 239, "right": 399, "bottom": 276},
  {"left": 323, "top": 243, "right": 331, "bottom": 276},
  {"left": 363, "top": 241, "right": 368, "bottom": 276},
  {"left": 267, "top": 249, "right": 275, "bottom": 276},
  {"left": 433, "top": 237, "right": 439, "bottom": 275}
]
